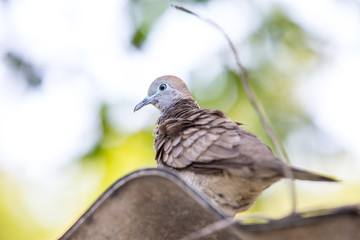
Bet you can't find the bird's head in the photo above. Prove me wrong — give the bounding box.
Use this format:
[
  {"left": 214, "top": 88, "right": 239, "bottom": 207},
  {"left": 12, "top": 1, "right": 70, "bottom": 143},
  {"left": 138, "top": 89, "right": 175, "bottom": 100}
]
[{"left": 134, "top": 75, "right": 193, "bottom": 114}]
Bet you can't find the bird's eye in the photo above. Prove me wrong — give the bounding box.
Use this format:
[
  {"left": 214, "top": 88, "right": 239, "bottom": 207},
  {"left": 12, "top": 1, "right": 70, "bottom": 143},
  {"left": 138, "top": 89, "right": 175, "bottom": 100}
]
[{"left": 159, "top": 83, "right": 167, "bottom": 91}]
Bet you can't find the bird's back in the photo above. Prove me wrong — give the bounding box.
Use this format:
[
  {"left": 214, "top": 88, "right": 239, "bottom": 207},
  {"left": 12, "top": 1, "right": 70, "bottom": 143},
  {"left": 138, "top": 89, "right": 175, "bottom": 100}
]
[{"left": 154, "top": 99, "right": 282, "bottom": 173}]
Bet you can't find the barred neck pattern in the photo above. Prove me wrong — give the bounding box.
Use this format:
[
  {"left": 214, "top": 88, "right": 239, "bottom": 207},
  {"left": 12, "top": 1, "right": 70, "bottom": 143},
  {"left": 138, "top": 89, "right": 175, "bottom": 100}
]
[{"left": 157, "top": 98, "right": 201, "bottom": 124}]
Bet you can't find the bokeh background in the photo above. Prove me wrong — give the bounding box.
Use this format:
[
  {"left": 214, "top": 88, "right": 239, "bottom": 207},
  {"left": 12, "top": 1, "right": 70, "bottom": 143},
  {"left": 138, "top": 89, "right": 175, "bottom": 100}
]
[{"left": 1, "top": 0, "right": 360, "bottom": 239}]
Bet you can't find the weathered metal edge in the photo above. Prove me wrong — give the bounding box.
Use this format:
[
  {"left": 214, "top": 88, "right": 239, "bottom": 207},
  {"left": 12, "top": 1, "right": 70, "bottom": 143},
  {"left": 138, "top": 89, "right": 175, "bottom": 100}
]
[
  {"left": 237, "top": 204, "right": 360, "bottom": 232},
  {"left": 58, "top": 168, "right": 230, "bottom": 240},
  {"left": 59, "top": 167, "right": 360, "bottom": 239}
]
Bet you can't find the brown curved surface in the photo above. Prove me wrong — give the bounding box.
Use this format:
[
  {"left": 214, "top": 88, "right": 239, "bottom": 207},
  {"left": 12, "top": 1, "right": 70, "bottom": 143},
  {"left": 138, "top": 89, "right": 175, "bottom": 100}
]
[{"left": 59, "top": 168, "right": 360, "bottom": 240}]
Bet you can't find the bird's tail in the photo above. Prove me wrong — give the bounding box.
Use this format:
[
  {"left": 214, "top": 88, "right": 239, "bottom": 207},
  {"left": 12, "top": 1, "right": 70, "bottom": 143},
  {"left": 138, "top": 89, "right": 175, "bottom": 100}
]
[{"left": 290, "top": 167, "right": 339, "bottom": 182}]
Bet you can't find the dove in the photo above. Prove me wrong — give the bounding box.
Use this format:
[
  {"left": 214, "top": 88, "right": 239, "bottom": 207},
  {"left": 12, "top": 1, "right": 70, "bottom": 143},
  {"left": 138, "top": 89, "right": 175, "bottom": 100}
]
[{"left": 134, "top": 75, "right": 337, "bottom": 216}]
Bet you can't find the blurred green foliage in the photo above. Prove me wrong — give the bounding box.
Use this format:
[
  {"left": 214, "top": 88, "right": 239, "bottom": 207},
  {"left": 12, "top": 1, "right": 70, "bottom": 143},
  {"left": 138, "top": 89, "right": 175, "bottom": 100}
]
[
  {"left": 4, "top": 52, "right": 42, "bottom": 87},
  {"left": 0, "top": 173, "right": 50, "bottom": 240},
  {"left": 1, "top": 1, "right": 359, "bottom": 240},
  {"left": 130, "top": 0, "right": 211, "bottom": 48},
  {"left": 191, "top": 9, "right": 321, "bottom": 146},
  {"left": 82, "top": 105, "right": 156, "bottom": 191}
]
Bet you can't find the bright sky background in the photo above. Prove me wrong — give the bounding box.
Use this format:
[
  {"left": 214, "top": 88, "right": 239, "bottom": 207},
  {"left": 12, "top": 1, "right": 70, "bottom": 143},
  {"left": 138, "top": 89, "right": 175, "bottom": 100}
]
[{"left": 0, "top": 0, "right": 359, "bottom": 198}]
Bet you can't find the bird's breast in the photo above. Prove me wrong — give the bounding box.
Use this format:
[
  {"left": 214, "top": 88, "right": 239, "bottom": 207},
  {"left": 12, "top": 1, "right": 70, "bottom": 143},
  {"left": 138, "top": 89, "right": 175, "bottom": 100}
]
[{"left": 178, "top": 169, "right": 270, "bottom": 216}]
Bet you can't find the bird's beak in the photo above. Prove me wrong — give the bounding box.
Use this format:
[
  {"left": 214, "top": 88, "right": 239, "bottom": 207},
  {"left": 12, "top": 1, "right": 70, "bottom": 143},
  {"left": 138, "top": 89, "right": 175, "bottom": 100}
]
[{"left": 134, "top": 96, "right": 153, "bottom": 112}]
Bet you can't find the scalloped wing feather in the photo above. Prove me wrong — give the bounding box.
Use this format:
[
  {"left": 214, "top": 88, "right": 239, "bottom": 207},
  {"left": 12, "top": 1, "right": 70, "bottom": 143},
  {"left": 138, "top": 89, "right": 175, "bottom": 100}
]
[{"left": 155, "top": 109, "right": 265, "bottom": 169}]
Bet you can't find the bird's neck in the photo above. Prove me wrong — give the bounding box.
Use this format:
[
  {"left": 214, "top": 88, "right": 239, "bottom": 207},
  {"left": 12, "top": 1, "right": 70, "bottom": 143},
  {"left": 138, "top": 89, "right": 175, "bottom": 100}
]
[{"left": 157, "top": 98, "right": 201, "bottom": 124}]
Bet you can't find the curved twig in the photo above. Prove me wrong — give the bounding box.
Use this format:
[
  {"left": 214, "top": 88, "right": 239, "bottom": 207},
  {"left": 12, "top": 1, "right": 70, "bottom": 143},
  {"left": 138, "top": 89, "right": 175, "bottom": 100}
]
[{"left": 172, "top": 4, "right": 297, "bottom": 213}]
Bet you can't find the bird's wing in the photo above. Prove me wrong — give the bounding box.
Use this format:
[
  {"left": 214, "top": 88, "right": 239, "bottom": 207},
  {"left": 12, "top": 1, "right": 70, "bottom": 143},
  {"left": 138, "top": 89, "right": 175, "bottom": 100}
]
[{"left": 154, "top": 109, "right": 277, "bottom": 170}]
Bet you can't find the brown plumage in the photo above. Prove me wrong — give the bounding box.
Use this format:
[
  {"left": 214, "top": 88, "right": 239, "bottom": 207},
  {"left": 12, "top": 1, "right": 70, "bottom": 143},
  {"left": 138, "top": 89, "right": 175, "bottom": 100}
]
[{"left": 134, "top": 75, "right": 337, "bottom": 216}]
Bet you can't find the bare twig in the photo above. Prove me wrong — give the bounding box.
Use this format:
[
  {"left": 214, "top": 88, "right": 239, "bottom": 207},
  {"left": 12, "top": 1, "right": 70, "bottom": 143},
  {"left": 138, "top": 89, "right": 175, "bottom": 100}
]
[
  {"left": 172, "top": 4, "right": 297, "bottom": 213},
  {"left": 179, "top": 218, "right": 239, "bottom": 240}
]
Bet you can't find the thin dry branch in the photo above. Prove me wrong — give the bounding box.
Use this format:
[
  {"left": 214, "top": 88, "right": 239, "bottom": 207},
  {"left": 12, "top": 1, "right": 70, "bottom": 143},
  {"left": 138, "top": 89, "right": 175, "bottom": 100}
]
[
  {"left": 179, "top": 218, "right": 239, "bottom": 240},
  {"left": 172, "top": 4, "right": 297, "bottom": 214}
]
